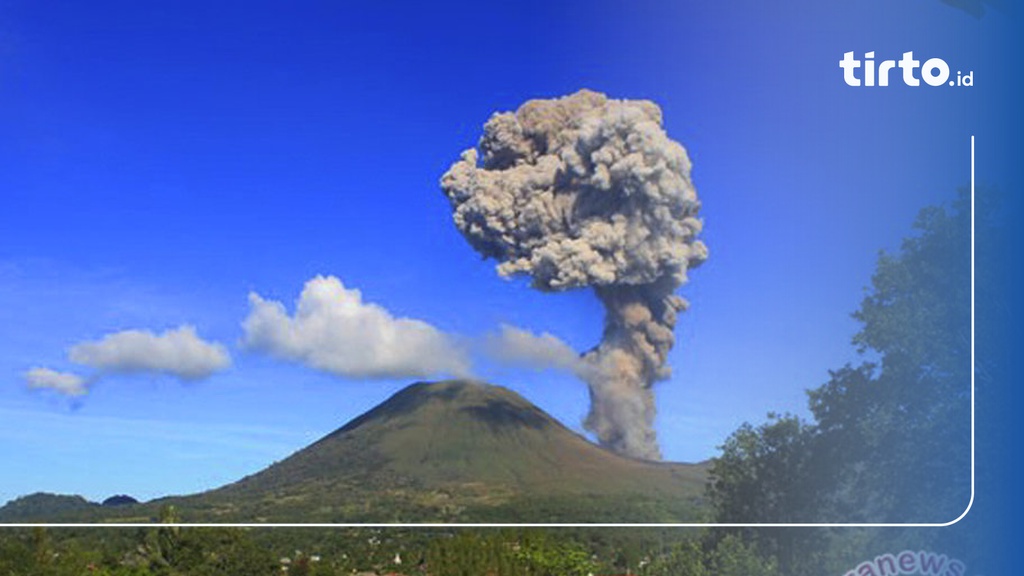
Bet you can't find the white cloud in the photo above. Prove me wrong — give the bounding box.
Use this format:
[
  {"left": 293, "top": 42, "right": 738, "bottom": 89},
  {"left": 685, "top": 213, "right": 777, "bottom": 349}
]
[
  {"left": 484, "top": 324, "right": 588, "bottom": 376},
  {"left": 68, "top": 326, "right": 231, "bottom": 381},
  {"left": 24, "top": 367, "right": 88, "bottom": 396},
  {"left": 242, "top": 275, "right": 470, "bottom": 379}
]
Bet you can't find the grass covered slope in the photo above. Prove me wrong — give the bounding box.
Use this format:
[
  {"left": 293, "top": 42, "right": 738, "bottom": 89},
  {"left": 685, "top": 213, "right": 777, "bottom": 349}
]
[
  {"left": 2, "top": 380, "right": 708, "bottom": 523},
  {"left": 188, "top": 380, "right": 707, "bottom": 522}
]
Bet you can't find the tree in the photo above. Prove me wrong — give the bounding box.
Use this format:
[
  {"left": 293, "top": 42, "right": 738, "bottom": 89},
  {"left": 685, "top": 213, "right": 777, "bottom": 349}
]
[
  {"left": 708, "top": 415, "right": 819, "bottom": 524},
  {"left": 811, "top": 191, "right": 971, "bottom": 523},
  {"left": 708, "top": 189, "right": 973, "bottom": 574},
  {"left": 638, "top": 538, "right": 707, "bottom": 576},
  {"left": 708, "top": 535, "right": 779, "bottom": 576},
  {"left": 707, "top": 415, "right": 829, "bottom": 573},
  {"left": 515, "top": 532, "right": 598, "bottom": 576}
]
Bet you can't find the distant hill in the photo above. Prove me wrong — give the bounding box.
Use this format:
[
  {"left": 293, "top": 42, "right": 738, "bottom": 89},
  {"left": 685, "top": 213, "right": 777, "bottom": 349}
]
[
  {"left": 0, "top": 493, "right": 96, "bottom": 522},
  {"left": 102, "top": 494, "right": 139, "bottom": 507},
  {"left": 1, "top": 380, "right": 709, "bottom": 524}
]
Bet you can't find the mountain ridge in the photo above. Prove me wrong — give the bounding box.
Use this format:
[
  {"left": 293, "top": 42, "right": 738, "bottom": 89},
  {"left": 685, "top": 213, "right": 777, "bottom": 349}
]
[{"left": 1, "top": 380, "right": 709, "bottom": 523}]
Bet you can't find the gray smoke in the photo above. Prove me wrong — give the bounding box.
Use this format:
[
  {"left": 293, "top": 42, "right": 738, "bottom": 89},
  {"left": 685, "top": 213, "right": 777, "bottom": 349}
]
[{"left": 441, "top": 89, "right": 707, "bottom": 460}]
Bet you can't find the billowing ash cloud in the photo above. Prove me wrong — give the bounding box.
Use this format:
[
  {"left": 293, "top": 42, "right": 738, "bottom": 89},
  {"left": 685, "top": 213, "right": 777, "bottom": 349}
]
[
  {"left": 442, "top": 90, "right": 707, "bottom": 459},
  {"left": 243, "top": 275, "right": 471, "bottom": 379},
  {"left": 69, "top": 326, "right": 231, "bottom": 381},
  {"left": 24, "top": 367, "right": 88, "bottom": 396}
]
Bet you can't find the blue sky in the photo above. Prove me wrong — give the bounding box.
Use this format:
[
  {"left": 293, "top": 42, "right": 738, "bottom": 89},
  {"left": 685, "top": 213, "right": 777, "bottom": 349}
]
[{"left": 0, "top": 1, "right": 1006, "bottom": 504}]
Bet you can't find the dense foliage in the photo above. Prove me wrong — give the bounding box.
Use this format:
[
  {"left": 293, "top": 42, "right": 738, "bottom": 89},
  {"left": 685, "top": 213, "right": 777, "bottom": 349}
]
[
  {"left": 708, "top": 190, "right": 975, "bottom": 574},
  {"left": 0, "top": 525, "right": 780, "bottom": 576}
]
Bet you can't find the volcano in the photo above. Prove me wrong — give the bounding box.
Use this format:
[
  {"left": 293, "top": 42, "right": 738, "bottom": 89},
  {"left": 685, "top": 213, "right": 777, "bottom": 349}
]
[{"left": 1, "top": 380, "right": 709, "bottom": 523}]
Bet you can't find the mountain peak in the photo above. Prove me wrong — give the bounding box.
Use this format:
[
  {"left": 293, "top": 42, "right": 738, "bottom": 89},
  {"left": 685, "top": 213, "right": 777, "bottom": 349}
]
[
  {"left": 333, "top": 379, "right": 552, "bottom": 437},
  {"left": 165, "top": 380, "right": 709, "bottom": 522}
]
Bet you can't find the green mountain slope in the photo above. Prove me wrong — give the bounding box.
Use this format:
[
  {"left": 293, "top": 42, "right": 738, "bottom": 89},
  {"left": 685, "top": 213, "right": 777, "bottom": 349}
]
[{"left": 2, "top": 380, "right": 709, "bottom": 523}]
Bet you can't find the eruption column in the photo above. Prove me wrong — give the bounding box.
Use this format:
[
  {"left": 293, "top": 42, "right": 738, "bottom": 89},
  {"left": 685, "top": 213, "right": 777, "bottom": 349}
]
[{"left": 441, "top": 90, "right": 707, "bottom": 459}]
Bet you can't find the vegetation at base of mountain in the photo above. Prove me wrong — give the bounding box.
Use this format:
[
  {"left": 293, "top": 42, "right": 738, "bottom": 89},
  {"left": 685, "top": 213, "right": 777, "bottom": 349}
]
[{"left": 0, "top": 522, "right": 780, "bottom": 576}]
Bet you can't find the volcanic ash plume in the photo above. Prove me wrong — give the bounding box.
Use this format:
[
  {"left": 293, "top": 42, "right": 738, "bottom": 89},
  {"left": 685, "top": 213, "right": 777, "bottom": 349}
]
[{"left": 441, "top": 90, "right": 707, "bottom": 460}]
